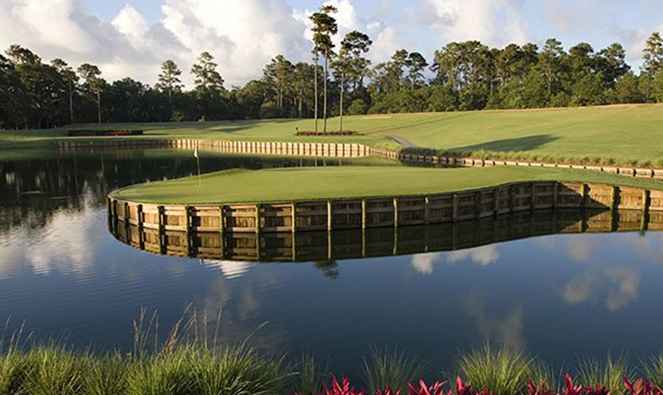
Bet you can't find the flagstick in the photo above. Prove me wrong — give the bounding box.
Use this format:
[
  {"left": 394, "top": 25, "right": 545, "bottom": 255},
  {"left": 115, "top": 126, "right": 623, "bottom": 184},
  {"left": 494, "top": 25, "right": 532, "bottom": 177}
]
[{"left": 194, "top": 145, "right": 201, "bottom": 189}]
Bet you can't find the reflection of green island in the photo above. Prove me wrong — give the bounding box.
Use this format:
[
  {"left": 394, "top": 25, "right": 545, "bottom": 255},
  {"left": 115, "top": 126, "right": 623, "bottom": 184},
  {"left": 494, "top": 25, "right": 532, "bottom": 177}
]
[{"left": 111, "top": 166, "right": 663, "bottom": 204}]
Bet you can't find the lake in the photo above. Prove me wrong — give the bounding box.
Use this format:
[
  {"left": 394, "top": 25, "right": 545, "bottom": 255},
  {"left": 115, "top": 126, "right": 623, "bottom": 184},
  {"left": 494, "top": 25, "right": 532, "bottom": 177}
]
[{"left": 1, "top": 148, "right": 663, "bottom": 379}]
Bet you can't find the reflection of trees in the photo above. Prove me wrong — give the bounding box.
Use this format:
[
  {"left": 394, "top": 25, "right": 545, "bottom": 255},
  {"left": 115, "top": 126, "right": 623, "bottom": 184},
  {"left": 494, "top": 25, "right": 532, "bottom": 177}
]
[
  {"left": 0, "top": 151, "right": 334, "bottom": 237},
  {"left": 314, "top": 260, "right": 339, "bottom": 279}
]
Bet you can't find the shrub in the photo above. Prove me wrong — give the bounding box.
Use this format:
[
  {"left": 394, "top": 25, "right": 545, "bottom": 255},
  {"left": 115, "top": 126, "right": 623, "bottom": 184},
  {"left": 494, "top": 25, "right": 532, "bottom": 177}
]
[
  {"left": 458, "top": 346, "right": 532, "bottom": 395},
  {"left": 576, "top": 357, "right": 632, "bottom": 394},
  {"left": 362, "top": 349, "right": 424, "bottom": 394}
]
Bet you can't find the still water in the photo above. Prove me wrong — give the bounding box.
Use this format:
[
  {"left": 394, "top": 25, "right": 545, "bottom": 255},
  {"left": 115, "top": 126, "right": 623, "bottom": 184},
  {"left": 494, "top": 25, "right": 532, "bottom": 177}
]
[{"left": 1, "top": 149, "right": 663, "bottom": 377}]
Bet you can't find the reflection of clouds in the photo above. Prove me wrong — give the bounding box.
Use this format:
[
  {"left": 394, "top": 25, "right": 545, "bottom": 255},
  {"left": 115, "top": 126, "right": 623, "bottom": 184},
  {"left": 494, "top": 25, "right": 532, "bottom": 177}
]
[
  {"left": 566, "top": 238, "right": 597, "bottom": 263},
  {"left": 198, "top": 268, "right": 287, "bottom": 355},
  {"left": 411, "top": 253, "right": 442, "bottom": 275},
  {"left": 562, "top": 266, "right": 640, "bottom": 312},
  {"left": 410, "top": 245, "right": 500, "bottom": 275},
  {"left": 203, "top": 260, "right": 255, "bottom": 280},
  {"left": 0, "top": 201, "right": 97, "bottom": 278},
  {"left": 447, "top": 245, "right": 499, "bottom": 266},
  {"left": 465, "top": 295, "right": 525, "bottom": 351},
  {"left": 628, "top": 233, "right": 663, "bottom": 264}
]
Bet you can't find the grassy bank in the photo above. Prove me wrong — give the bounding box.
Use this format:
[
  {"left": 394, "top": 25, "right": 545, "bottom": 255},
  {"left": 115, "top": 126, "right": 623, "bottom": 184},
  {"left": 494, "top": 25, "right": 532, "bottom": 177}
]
[
  {"left": 3, "top": 104, "right": 663, "bottom": 167},
  {"left": 3, "top": 342, "right": 663, "bottom": 395},
  {"left": 111, "top": 165, "right": 663, "bottom": 205}
]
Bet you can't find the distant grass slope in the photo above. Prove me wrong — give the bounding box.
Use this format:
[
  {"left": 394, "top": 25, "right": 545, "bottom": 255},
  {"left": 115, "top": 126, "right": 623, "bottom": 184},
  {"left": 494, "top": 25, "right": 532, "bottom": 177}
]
[
  {"left": 4, "top": 104, "right": 663, "bottom": 166},
  {"left": 111, "top": 166, "right": 663, "bottom": 204}
]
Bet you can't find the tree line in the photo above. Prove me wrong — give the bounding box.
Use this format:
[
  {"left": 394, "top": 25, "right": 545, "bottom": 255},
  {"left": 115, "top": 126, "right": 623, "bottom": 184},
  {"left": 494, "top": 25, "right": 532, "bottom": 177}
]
[{"left": 1, "top": 5, "right": 663, "bottom": 130}]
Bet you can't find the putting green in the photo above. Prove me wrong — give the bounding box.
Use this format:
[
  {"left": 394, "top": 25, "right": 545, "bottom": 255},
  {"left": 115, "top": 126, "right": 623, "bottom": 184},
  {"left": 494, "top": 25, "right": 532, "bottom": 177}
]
[{"left": 111, "top": 166, "right": 663, "bottom": 205}]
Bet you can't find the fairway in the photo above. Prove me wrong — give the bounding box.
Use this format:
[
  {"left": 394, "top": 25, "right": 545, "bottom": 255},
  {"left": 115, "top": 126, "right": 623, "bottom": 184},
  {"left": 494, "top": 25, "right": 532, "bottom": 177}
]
[
  {"left": 111, "top": 165, "right": 663, "bottom": 204},
  {"left": 4, "top": 104, "right": 663, "bottom": 166}
]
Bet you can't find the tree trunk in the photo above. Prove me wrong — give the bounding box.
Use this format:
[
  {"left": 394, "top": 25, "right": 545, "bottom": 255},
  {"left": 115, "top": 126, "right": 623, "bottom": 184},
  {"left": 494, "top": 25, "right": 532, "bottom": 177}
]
[
  {"left": 97, "top": 90, "right": 102, "bottom": 124},
  {"left": 314, "top": 55, "right": 319, "bottom": 132},
  {"left": 298, "top": 90, "right": 303, "bottom": 118},
  {"left": 340, "top": 73, "right": 344, "bottom": 132},
  {"left": 68, "top": 81, "right": 74, "bottom": 124},
  {"left": 323, "top": 52, "right": 328, "bottom": 133}
]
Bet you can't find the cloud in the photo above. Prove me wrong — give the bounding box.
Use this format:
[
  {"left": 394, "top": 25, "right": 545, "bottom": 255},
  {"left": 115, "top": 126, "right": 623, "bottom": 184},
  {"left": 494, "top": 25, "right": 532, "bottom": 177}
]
[
  {"left": 562, "top": 266, "right": 640, "bottom": 312},
  {"left": 0, "top": 0, "right": 311, "bottom": 86},
  {"left": 465, "top": 294, "right": 526, "bottom": 351},
  {"left": 447, "top": 245, "right": 500, "bottom": 266},
  {"left": 203, "top": 260, "right": 255, "bottom": 280},
  {"left": 411, "top": 252, "right": 442, "bottom": 274},
  {"left": 0, "top": 202, "right": 98, "bottom": 278},
  {"left": 424, "top": 0, "right": 529, "bottom": 47},
  {"left": 410, "top": 245, "right": 500, "bottom": 274}
]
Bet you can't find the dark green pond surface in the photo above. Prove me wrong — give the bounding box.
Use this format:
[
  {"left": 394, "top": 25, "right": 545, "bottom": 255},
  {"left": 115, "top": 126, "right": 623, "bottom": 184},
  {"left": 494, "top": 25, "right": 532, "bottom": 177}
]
[{"left": 1, "top": 148, "right": 663, "bottom": 378}]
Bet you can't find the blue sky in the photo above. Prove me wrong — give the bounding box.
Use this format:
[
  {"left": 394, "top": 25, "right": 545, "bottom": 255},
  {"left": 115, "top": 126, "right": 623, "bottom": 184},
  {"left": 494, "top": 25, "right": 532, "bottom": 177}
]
[{"left": 3, "top": 0, "right": 661, "bottom": 86}]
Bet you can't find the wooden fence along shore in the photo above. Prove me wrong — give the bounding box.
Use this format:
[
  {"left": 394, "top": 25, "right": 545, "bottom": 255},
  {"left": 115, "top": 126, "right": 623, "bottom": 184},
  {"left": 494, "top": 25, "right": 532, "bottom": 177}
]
[
  {"left": 109, "top": 208, "right": 663, "bottom": 263},
  {"left": 108, "top": 181, "right": 663, "bottom": 261},
  {"left": 59, "top": 138, "right": 663, "bottom": 179}
]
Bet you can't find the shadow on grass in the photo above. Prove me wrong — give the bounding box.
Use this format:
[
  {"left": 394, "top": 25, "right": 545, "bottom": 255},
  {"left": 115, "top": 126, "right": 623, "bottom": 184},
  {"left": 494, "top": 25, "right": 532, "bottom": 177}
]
[{"left": 449, "top": 134, "right": 558, "bottom": 153}]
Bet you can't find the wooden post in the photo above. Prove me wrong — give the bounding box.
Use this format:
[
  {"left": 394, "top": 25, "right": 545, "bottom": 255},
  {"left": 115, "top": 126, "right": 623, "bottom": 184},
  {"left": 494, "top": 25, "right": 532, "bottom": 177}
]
[
  {"left": 185, "top": 206, "right": 192, "bottom": 256},
  {"left": 530, "top": 182, "right": 536, "bottom": 211},
  {"left": 610, "top": 186, "right": 618, "bottom": 211},
  {"left": 291, "top": 203, "right": 297, "bottom": 233},
  {"left": 508, "top": 186, "right": 514, "bottom": 213},
  {"left": 361, "top": 199, "right": 367, "bottom": 229},
  {"left": 581, "top": 183, "right": 588, "bottom": 209},
  {"left": 493, "top": 188, "right": 500, "bottom": 218},
  {"left": 327, "top": 200, "right": 333, "bottom": 232},
  {"left": 158, "top": 205, "right": 166, "bottom": 254},
  {"left": 452, "top": 194, "right": 459, "bottom": 222},
  {"left": 327, "top": 230, "right": 333, "bottom": 261},
  {"left": 137, "top": 204, "right": 145, "bottom": 249},
  {"left": 424, "top": 196, "right": 431, "bottom": 224},
  {"left": 393, "top": 226, "right": 398, "bottom": 255},
  {"left": 255, "top": 204, "right": 261, "bottom": 234},
  {"left": 552, "top": 182, "right": 559, "bottom": 209},
  {"left": 219, "top": 206, "right": 226, "bottom": 234},
  {"left": 643, "top": 190, "right": 651, "bottom": 216},
  {"left": 393, "top": 197, "right": 399, "bottom": 228},
  {"left": 475, "top": 191, "right": 482, "bottom": 219}
]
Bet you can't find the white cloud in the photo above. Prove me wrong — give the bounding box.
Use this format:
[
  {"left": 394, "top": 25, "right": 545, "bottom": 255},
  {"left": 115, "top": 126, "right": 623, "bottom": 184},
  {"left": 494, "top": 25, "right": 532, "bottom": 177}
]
[
  {"left": 410, "top": 244, "right": 500, "bottom": 274},
  {"left": 447, "top": 245, "right": 500, "bottom": 266},
  {"left": 0, "top": 0, "right": 311, "bottom": 86},
  {"left": 424, "top": 0, "right": 529, "bottom": 47},
  {"left": 562, "top": 266, "right": 640, "bottom": 312}
]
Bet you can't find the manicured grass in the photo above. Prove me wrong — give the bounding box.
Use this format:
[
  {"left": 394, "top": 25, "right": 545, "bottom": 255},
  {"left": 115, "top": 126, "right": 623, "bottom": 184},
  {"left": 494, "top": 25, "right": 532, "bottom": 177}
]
[
  {"left": 111, "top": 165, "right": 663, "bottom": 204},
  {"left": 4, "top": 104, "right": 663, "bottom": 166}
]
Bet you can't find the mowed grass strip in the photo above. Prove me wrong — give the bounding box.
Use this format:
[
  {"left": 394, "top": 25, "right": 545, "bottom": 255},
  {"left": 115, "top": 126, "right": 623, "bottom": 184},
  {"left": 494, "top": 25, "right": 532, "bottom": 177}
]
[
  {"left": 4, "top": 104, "right": 663, "bottom": 165},
  {"left": 111, "top": 166, "right": 663, "bottom": 205}
]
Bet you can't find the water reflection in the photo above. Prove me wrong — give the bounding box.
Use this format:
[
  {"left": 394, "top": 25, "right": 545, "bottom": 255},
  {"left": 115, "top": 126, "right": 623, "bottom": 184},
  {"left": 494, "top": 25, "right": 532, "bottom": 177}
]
[
  {"left": 109, "top": 208, "right": 662, "bottom": 266},
  {"left": 2, "top": 151, "right": 663, "bottom": 377}
]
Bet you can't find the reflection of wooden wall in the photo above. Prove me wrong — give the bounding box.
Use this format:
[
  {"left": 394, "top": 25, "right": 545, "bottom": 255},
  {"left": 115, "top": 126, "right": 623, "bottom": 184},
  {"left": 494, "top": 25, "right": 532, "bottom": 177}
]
[
  {"left": 109, "top": 208, "right": 663, "bottom": 263},
  {"left": 109, "top": 181, "right": 663, "bottom": 237},
  {"left": 59, "top": 138, "right": 663, "bottom": 179}
]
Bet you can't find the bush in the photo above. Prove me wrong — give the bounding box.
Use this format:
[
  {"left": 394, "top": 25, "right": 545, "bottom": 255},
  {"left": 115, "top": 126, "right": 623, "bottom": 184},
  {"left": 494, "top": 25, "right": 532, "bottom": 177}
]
[{"left": 347, "top": 99, "right": 369, "bottom": 115}]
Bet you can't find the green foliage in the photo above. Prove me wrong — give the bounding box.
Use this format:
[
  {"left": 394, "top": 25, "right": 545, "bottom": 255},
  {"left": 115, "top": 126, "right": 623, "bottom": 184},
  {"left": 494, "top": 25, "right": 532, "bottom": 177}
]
[
  {"left": 362, "top": 348, "right": 425, "bottom": 394},
  {"left": 643, "top": 355, "right": 663, "bottom": 388},
  {"left": 576, "top": 357, "right": 633, "bottom": 394},
  {"left": 458, "top": 345, "right": 533, "bottom": 395}
]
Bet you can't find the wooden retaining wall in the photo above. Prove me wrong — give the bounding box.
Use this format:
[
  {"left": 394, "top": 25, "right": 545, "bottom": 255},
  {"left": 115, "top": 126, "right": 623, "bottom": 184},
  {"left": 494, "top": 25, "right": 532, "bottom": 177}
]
[
  {"left": 58, "top": 138, "right": 663, "bottom": 179},
  {"left": 109, "top": 208, "right": 663, "bottom": 262},
  {"left": 108, "top": 182, "right": 663, "bottom": 240},
  {"left": 371, "top": 148, "right": 663, "bottom": 180},
  {"left": 59, "top": 138, "right": 369, "bottom": 158}
]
